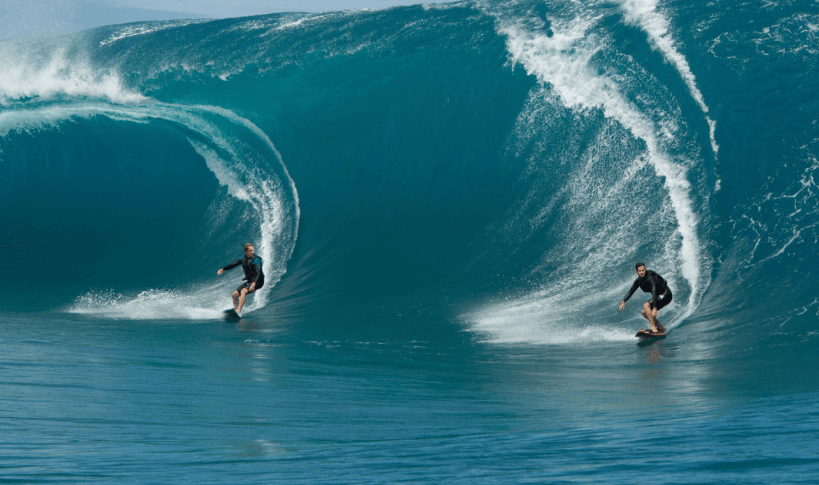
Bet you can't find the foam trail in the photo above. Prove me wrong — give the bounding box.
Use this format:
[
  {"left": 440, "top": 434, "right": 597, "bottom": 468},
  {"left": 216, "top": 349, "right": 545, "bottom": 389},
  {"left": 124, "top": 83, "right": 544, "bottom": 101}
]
[
  {"left": 469, "top": 289, "right": 640, "bottom": 345},
  {"left": 469, "top": 3, "right": 710, "bottom": 342},
  {"left": 71, "top": 288, "right": 225, "bottom": 320},
  {"left": 506, "top": 18, "right": 703, "bottom": 308},
  {"left": 618, "top": 0, "right": 719, "bottom": 158}
]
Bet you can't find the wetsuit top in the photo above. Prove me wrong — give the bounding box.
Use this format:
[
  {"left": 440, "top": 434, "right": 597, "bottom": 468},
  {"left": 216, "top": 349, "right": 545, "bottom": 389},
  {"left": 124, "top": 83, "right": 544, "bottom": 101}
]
[
  {"left": 623, "top": 270, "right": 668, "bottom": 304},
  {"left": 223, "top": 254, "right": 264, "bottom": 286}
]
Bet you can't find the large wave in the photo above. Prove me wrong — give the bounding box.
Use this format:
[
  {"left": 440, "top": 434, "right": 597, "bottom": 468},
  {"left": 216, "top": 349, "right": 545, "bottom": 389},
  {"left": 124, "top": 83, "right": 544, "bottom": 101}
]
[
  {"left": 0, "top": 44, "right": 299, "bottom": 318},
  {"left": 465, "top": 0, "right": 715, "bottom": 343},
  {"left": 1, "top": 1, "right": 817, "bottom": 352}
]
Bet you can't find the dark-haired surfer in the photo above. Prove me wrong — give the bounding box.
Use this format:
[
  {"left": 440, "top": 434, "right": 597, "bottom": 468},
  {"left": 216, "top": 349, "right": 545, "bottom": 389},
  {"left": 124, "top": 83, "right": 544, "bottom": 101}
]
[
  {"left": 217, "top": 243, "right": 264, "bottom": 316},
  {"left": 618, "top": 262, "right": 671, "bottom": 334}
]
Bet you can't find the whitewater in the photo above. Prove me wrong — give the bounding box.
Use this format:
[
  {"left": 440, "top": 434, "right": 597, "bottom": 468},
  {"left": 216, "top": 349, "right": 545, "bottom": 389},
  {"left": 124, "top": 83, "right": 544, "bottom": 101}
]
[{"left": 1, "top": 0, "right": 818, "bottom": 483}]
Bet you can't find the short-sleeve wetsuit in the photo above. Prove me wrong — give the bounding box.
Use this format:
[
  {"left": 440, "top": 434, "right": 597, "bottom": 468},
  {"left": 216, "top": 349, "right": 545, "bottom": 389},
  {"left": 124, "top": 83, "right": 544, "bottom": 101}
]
[{"left": 222, "top": 254, "right": 265, "bottom": 293}]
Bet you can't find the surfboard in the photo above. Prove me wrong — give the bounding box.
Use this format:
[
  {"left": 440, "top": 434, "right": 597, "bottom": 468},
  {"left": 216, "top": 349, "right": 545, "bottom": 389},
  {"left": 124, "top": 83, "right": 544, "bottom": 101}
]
[
  {"left": 223, "top": 309, "right": 241, "bottom": 322},
  {"left": 636, "top": 319, "right": 666, "bottom": 338},
  {"left": 635, "top": 329, "right": 666, "bottom": 339}
]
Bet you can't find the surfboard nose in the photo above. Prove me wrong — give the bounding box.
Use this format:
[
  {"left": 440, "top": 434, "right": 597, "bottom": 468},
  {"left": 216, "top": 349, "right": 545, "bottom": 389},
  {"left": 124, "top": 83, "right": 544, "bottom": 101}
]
[{"left": 223, "top": 309, "right": 241, "bottom": 322}]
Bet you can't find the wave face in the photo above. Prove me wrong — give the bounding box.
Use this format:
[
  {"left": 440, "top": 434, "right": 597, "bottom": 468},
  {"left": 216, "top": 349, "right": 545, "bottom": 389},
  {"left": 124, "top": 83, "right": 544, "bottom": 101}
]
[{"left": 0, "top": 0, "right": 817, "bottom": 353}]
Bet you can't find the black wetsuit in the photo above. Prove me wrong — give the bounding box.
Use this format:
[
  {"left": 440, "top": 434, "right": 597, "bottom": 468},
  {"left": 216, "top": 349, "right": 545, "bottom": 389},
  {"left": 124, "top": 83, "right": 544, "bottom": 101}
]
[
  {"left": 623, "top": 270, "right": 672, "bottom": 310},
  {"left": 223, "top": 254, "right": 265, "bottom": 292}
]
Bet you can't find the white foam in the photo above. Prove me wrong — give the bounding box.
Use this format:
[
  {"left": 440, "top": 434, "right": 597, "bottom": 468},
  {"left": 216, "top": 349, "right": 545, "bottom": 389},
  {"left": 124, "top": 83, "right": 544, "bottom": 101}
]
[
  {"left": 468, "top": 294, "right": 637, "bottom": 345},
  {"left": 271, "top": 14, "right": 325, "bottom": 32},
  {"left": 264, "top": 11, "right": 356, "bottom": 35},
  {"left": 503, "top": 19, "right": 703, "bottom": 297},
  {"left": 422, "top": 1, "right": 467, "bottom": 11},
  {"left": 468, "top": 3, "right": 711, "bottom": 343},
  {"left": 99, "top": 19, "right": 212, "bottom": 47},
  {"left": 0, "top": 49, "right": 146, "bottom": 105},
  {"left": 69, "top": 288, "right": 224, "bottom": 320},
  {"left": 618, "top": 0, "right": 719, "bottom": 157},
  {"left": 190, "top": 141, "right": 252, "bottom": 202}
]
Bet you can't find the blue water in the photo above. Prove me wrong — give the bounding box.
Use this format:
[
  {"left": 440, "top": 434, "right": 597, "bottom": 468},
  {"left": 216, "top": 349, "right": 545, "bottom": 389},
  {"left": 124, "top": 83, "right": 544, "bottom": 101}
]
[{"left": 1, "top": 0, "right": 818, "bottom": 482}]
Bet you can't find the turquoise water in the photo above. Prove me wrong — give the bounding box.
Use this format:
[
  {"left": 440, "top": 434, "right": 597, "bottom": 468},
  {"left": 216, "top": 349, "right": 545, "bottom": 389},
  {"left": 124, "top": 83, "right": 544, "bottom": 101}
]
[
  {"left": 1, "top": 0, "right": 819, "bottom": 482},
  {"left": 4, "top": 311, "right": 819, "bottom": 483}
]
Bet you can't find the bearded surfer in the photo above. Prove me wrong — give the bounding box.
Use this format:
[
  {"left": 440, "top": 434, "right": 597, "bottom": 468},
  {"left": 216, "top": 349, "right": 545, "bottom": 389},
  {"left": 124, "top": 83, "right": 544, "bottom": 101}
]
[
  {"left": 217, "top": 243, "right": 264, "bottom": 316},
  {"left": 618, "top": 262, "right": 671, "bottom": 334}
]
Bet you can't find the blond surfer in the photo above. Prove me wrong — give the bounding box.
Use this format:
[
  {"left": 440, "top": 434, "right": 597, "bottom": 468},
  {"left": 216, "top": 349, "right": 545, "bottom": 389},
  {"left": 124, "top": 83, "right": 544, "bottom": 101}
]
[{"left": 217, "top": 243, "right": 264, "bottom": 316}]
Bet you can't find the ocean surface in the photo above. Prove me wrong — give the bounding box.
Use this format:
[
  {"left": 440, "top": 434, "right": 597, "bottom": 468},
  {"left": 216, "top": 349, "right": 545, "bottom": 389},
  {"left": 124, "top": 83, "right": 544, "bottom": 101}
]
[{"left": 1, "top": 0, "right": 818, "bottom": 482}]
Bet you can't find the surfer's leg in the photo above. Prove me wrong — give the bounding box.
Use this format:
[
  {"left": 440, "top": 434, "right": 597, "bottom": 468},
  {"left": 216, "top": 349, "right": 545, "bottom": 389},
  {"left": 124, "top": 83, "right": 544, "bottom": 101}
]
[
  {"left": 237, "top": 288, "right": 249, "bottom": 314},
  {"left": 651, "top": 292, "right": 671, "bottom": 333},
  {"left": 651, "top": 308, "right": 666, "bottom": 333},
  {"left": 640, "top": 304, "right": 651, "bottom": 331},
  {"left": 642, "top": 301, "right": 658, "bottom": 333},
  {"left": 232, "top": 290, "right": 240, "bottom": 310}
]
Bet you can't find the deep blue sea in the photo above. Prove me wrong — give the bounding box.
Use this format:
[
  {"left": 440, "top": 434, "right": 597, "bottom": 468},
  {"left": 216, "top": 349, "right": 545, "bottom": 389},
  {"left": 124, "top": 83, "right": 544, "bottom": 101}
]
[{"left": 2, "top": 0, "right": 819, "bottom": 483}]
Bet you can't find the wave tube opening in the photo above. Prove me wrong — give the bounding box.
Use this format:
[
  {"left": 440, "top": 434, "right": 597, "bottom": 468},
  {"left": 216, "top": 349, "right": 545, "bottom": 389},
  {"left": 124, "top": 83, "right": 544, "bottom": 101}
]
[{"left": 0, "top": 102, "right": 299, "bottom": 319}]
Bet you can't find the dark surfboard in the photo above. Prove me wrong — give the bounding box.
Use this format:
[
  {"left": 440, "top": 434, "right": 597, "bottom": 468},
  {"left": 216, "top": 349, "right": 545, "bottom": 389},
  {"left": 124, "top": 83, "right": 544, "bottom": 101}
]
[
  {"left": 636, "top": 329, "right": 666, "bottom": 339},
  {"left": 636, "top": 319, "right": 666, "bottom": 339},
  {"left": 223, "top": 309, "right": 241, "bottom": 322}
]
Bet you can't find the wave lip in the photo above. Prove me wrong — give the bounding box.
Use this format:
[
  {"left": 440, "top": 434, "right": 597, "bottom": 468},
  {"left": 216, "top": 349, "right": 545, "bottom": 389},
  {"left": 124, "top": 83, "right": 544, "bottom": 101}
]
[
  {"left": 0, "top": 97, "right": 300, "bottom": 319},
  {"left": 0, "top": 48, "right": 146, "bottom": 106},
  {"left": 99, "top": 19, "right": 213, "bottom": 47}
]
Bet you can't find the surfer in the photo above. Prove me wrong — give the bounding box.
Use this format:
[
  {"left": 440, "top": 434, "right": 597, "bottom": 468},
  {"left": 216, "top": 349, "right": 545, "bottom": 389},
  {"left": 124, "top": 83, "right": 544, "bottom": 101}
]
[
  {"left": 619, "top": 262, "right": 671, "bottom": 334},
  {"left": 217, "top": 243, "right": 264, "bottom": 316}
]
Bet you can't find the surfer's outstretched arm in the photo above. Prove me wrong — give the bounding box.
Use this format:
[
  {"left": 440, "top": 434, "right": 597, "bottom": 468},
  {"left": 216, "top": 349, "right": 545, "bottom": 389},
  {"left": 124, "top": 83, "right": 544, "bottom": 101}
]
[
  {"left": 620, "top": 279, "right": 640, "bottom": 310},
  {"left": 218, "top": 259, "right": 242, "bottom": 276}
]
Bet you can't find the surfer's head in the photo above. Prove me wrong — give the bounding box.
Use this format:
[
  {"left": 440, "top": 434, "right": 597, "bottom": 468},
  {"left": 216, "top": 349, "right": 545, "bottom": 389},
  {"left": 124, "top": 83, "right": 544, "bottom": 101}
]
[
  {"left": 244, "top": 243, "right": 255, "bottom": 258},
  {"left": 635, "top": 262, "right": 646, "bottom": 277}
]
